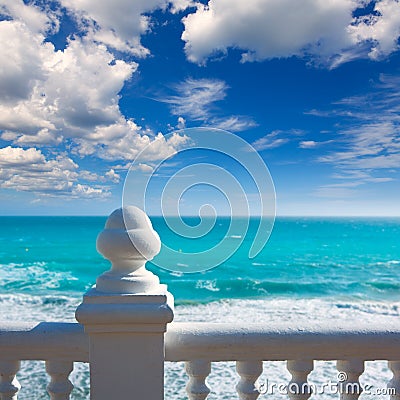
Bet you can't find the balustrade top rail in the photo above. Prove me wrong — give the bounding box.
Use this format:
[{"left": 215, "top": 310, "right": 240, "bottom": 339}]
[{"left": 2, "top": 321, "right": 400, "bottom": 362}]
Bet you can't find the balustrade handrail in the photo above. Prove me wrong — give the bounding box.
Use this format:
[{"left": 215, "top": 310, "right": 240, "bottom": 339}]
[
  {"left": 0, "top": 322, "right": 88, "bottom": 362},
  {"left": 165, "top": 321, "right": 400, "bottom": 361},
  {"left": 2, "top": 320, "right": 400, "bottom": 362}
]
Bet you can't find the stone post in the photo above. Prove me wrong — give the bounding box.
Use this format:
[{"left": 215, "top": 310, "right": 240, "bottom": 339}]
[{"left": 76, "top": 206, "right": 174, "bottom": 400}]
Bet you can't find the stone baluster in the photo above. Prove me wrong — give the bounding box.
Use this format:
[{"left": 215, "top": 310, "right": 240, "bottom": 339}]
[
  {"left": 76, "top": 206, "right": 174, "bottom": 400},
  {"left": 337, "top": 359, "right": 364, "bottom": 400},
  {"left": 287, "top": 360, "right": 313, "bottom": 400},
  {"left": 236, "top": 360, "right": 263, "bottom": 400},
  {"left": 388, "top": 361, "right": 400, "bottom": 400},
  {"left": 0, "top": 360, "right": 21, "bottom": 400},
  {"left": 45, "top": 360, "right": 74, "bottom": 400},
  {"left": 185, "top": 360, "right": 211, "bottom": 400}
]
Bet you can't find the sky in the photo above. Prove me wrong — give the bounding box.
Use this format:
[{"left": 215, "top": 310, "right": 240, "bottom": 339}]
[{"left": 0, "top": 0, "right": 400, "bottom": 216}]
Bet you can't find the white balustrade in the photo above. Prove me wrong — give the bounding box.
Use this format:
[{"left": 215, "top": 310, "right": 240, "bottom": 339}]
[
  {"left": 287, "top": 360, "right": 313, "bottom": 400},
  {"left": 46, "top": 360, "right": 74, "bottom": 400},
  {"left": 185, "top": 360, "right": 211, "bottom": 400},
  {"left": 0, "top": 360, "right": 21, "bottom": 400},
  {"left": 236, "top": 360, "right": 262, "bottom": 400},
  {"left": 337, "top": 359, "right": 364, "bottom": 400},
  {"left": 1, "top": 207, "right": 400, "bottom": 399},
  {"left": 75, "top": 206, "right": 174, "bottom": 400},
  {"left": 388, "top": 361, "right": 400, "bottom": 400}
]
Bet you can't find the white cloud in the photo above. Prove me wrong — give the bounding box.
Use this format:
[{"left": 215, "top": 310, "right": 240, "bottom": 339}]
[
  {"left": 0, "top": 146, "right": 109, "bottom": 197},
  {"left": 314, "top": 173, "right": 394, "bottom": 198},
  {"left": 159, "top": 78, "right": 256, "bottom": 131},
  {"left": 162, "top": 78, "right": 227, "bottom": 119},
  {"left": 0, "top": 21, "right": 49, "bottom": 104},
  {"left": 0, "top": 16, "right": 188, "bottom": 163},
  {"left": 181, "top": 0, "right": 400, "bottom": 66},
  {"left": 79, "top": 170, "right": 101, "bottom": 182},
  {"left": 319, "top": 121, "right": 400, "bottom": 169},
  {"left": 350, "top": 0, "right": 400, "bottom": 59},
  {"left": 72, "top": 184, "right": 107, "bottom": 198},
  {"left": 299, "top": 140, "right": 318, "bottom": 149},
  {"left": 0, "top": 0, "right": 200, "bottom": 202},
  {"left": 0, "top": 146, "right": 47, "bottom": 166},
  {"left": 72, "top": 119, "right": 189, "bottom": 161},
  {"left": 177, "top": 116, "right": 186, "bottom": 129},
  {"left": 0, "top": 19, "right": 136, "bottom": 138},
  {"left": 299, "top": 140, "right": 333, "bottom": 149},
  {"left": 251, "top": 131, "right": 289, "bottom": 151},
  {"left": 130, "top": 163, "right": 155, "bottom": 173},
  {"left": 105, "top": 169, "right": 120, "bottom": 183},
  {"left": 312, "top": 74, "right": 400, "bottom": 189},
  {"left": 314, "top": 186, "right": 358, "bottom": 198},
  {"left": 169, "top": 0, "right": 198, "bottom": 13},
  {"left": 210, "top": 116, "right": 257, "bottom": 132},
  {"left": 0, "top": 0, "right": 58, "bottom": 34},
  {"left": 3, "top": 129, "right": 63, "bottom": 146},
  {"left": 60, "top": 0, "right": 158, "bottom": 56},
  {"left": 61, "top": 0, "right": 197, "bottom": 56}
]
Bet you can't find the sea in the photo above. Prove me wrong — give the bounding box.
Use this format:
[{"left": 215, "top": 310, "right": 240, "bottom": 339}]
[{"left": 1, "top": 216, "right": 400, "bottom": 399}]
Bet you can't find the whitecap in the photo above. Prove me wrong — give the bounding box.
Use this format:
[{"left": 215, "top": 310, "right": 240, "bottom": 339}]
[
  {"left": 195, "top": 279, "right": 220, "bottom": 292},
  {"left": 176, "top": 263, "right": 188, "bottom": 267}
]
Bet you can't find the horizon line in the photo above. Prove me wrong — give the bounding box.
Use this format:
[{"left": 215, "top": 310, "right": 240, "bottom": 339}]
[{"left": 1, "top": 214, "right": 400, "bottom": 218}]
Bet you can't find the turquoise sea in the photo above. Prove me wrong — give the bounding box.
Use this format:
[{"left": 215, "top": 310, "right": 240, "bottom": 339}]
[
  {"left": 1, "top": 216, "right": 400, "bottom": 303},
  {"left": 1, "top": 216, "right": 400, "bottom": 399}
]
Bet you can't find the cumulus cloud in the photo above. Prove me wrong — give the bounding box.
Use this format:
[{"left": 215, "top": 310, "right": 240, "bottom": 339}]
[
  {"left": 169, "top": 0, "right": 198, "bottom": 13},
  {"left": 61, "top": 0, "right": 155, "bottom": 56},
  {"left": 61, "top": 0, "right": 197, "bottom": 56},
  {"left": 0, "top": 1, "right": 197, "bottom": 201},
  {"left": 0, "top": 0, "right": 59, "bottom": 34},
  {"left": 105, "top": 169, "right": 120, "bottom": 183},
  {"left": 71, "top": 119, "right": 189, "bottom": 161},
  {"left": 0, "top": 146, "right": 109, "bottom": 197},
  {"left": 0, "top": 23, "right": 136, "bottom": 136},
  {"left": 181, "top": 0, "right": 400, "bottom": 66},
  {"left": 350, "top": 0, "right": 400, "bottom": 59},
  {"left": 0, "top": 14, "right": 187, "bottom": 164},
  {"left": 0, "top": 21, "right": 49, "bottom": 104},
  {"left": 0, "top": 17, "right": 138, "bottom": 148},
  {"left": 177, "top": 116, "right": 186, "bottom": 129}
]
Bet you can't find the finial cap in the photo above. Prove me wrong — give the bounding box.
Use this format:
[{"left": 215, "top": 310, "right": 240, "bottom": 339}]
[
  {"left": 97, "top": 206, "right": 160, "bottom": 272},
  {"left": 95, "top": 206, "right": 162, "bottom": 293}
]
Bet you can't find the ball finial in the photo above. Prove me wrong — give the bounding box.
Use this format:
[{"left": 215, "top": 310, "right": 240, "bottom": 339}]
[{"left": 95, "top": 206, "right": 162, "bottom": 294}]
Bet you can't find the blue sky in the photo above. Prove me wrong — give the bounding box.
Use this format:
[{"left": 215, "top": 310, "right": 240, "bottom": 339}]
[{"left": 0, "top": 0, "right": 400, "bottom": 216}]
